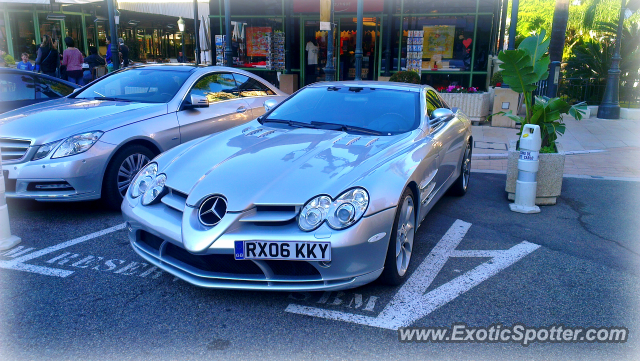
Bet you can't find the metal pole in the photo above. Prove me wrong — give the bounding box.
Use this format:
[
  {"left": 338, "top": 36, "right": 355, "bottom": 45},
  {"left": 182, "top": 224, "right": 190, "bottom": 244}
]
[
  {"left": 355, "top": 0, "right": 363, "bottom": 80},
  {"left": 498, "top": 0, "right": 508, "bottom": 51},
  {"left": 383, "top": 0, "right": 393, "bottom": 76},
  {"left": 284, "top": 0, "right": 292, "bottom": 73},
  {"left": 324, "top": 0, "right": 336, "bottom": 81},
  {"left": 107, "top": 0, "right": 119, "bottom": 70},
  {"left": 224, "top": 0, "right": 233, "bottom": 67},
  {"left": 182, "top": 31, "right": 186, "bottom": 62},
  {"left": 549, "top": 0, "right": 569, "bottom": 63},
  {"left": 597, "top": 0, "right": 625, "bottom": 119},
  {"left": 508, "top": 0, "right": 519, "bottom": 50},
  {"left": 546, "top": 61, "right": 561, "bottom": 98},
  {"left": 193, "top": 0, "right": 200, "bottom": 64},
  {"left": 0, "top": 147, "right": 21, "bottom": 251}
]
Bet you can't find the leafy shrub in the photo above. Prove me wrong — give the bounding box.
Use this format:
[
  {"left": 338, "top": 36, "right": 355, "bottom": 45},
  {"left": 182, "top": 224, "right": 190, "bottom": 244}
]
[
  {"left": 490, "top": 71, "right": 503, "bottom": 86},
  {"left": 3, "top": 54, "right": 15, "bottom": 66},
  {"left": 389, "top": 71, "right": 421, "bottom": 84}
]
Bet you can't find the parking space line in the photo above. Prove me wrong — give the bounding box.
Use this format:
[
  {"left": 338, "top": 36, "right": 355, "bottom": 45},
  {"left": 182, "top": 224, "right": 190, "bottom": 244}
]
[{"left": 286, "top": 220, "right": 541, "bottom": 330}]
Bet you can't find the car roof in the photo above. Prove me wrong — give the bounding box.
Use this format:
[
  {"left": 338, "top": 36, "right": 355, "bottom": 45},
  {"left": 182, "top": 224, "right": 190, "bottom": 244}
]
[
  {"left": 306, "top": 80, "right": 429, "bottom": 92},
  {"left": 0, "top": 68, "right": 79, "bottom": 88}
]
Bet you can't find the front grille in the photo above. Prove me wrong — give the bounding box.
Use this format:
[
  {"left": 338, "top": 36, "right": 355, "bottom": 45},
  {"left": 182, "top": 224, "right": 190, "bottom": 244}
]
[
  {"left": 263, "top": 260, "right": 321, "bottom": 278},
  {"left": 164, "top": 242, "right": 263, "bottom": 275},
  {"left": 240, "top": 205, "right": 299, "bottom": 225},
  {"left": 1, "top": 138, "right": 31, "bottom": 162},
  {"left": 2, "top": 170, "right": 16, "bottom": 193},
  {"left": 139, "top": 231, "right": 164, "bottom": 252}
]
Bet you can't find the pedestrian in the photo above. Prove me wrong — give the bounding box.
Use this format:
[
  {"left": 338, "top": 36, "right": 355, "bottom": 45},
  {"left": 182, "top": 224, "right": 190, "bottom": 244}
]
[
  {"left": 118, "top": 38, "right": 129, "bottom": 67},
  {"left": 105, "top": 37, "right": 112, "bottom": 64},
  {"left": 35, "top": 35, "right": 59, "bottom": 77},
  {"left": 177, "top": 51, "right": 186, "bottom": 63},
  {"left": 83, "top": 46, "right": 105, "bottom": 83},
  {"left": 16, "top": 53, "right": 35, "bottom": 71},
  {"left": 62, "top": 37, "right": 84, "bottom": 85}
]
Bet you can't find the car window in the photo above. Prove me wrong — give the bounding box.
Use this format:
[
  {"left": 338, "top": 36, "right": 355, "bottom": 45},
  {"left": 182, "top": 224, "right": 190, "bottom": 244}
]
[
  {"left": 0, "top": 73, "right": 35, "bottom": 101},
  {"left": 75, "top": 69, "right": 191, "bottom": 103},
  {"left": 425, "top": 90, "right": 444, "bottom": 116},
  {"left": 232, "top": 74, "right": 275, "bottom": 97},
  {"left": 188, "top": 73, "right": 239, "bottom": 104},
  {"left": 36, "top": 77, "right": 75, "bottom": 99}
]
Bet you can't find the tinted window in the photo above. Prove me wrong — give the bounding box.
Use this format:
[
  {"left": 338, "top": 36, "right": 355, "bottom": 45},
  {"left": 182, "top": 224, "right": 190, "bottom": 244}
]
[
  {"left": 232, "top": 74, "right": 275, "bottom": 97},
  {"left": 266, "top": 86, "right": 420, "bottom": 134},
  {"left": 0, "top": 73, "right": 35, "bottom": 101},
  {"left": 425, "top": 90, "right": 444, "bottom": 116},
  {"left": 188, "top": 73, "right": 239, "bottom": 103},
  {"left": 36, "top": 77, "right": 75, "bottom": 99},
  {"left": 75, "top": 69, "right": 191, "bottom": 103}
]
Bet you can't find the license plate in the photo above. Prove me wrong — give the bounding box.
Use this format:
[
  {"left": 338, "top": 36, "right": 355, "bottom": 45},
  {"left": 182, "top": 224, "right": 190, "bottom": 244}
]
[{"left": 234, "top": 241, "right": 331, "bottom": 261}]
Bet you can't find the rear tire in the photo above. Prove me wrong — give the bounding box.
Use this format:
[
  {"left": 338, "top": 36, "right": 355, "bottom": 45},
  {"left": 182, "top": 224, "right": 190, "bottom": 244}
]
[
  {"left": 379, "top": 188, "right": 416, "bottom": 286},
  {"left": 102, "top": 144, "right": 155, "bottom": 210},
  {"left": 449, "top": 140, "right": 471, "bottom": 196}
]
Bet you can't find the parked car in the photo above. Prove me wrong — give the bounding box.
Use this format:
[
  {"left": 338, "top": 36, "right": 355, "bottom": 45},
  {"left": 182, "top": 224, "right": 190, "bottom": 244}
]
[
  {"left": 0, "top": 65, "right": 287, "bottom": 209},
  {"left": 0, "top": 68, "right": 78, "bottom": 114},
  {"left": 121, "top": 81, "right": 473, "bottom": 291}
]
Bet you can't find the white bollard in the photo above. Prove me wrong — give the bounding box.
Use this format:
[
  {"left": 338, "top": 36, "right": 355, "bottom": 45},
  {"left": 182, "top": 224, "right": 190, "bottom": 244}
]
[
  {"left": 0, "top": 147, "right": 21, "bottom": 250},
  {"left": 510, "top": 124, "right": 542, "bottom": 214}
]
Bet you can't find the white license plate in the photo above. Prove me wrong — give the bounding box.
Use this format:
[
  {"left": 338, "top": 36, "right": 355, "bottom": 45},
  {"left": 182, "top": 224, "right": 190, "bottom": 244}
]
[{"left": 234, "top": 241, "right": 331, "bottom": 261}]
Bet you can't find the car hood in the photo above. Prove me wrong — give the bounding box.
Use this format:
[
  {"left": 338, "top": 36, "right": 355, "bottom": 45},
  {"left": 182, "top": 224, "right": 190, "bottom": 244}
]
[
  {"left": 0, "top": 98, "right": 167, "bottom": 145},
  {"left": 159, "top": 120, "right": 414, "bottom": 211}
]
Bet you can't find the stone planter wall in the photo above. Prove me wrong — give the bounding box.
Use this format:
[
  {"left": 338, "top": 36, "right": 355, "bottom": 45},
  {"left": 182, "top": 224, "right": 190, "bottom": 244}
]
[
  {"left": 440, "top": 92, "right": 491, "bottom": 123},
  {"left": 506, "top": 141, "right": 565, "bottom": 205}
]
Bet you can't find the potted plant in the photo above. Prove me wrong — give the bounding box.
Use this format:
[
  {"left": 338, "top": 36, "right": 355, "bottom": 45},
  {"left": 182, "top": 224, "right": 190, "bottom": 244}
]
[
  {"left": 437, "top": 85, "right": 491, "bottom": 124},
  {"left": 389, "top": 71, "right": 421, "bottom": 84},
  {"left": 497, "top": 30, "right": 586, "bottom": 205}
]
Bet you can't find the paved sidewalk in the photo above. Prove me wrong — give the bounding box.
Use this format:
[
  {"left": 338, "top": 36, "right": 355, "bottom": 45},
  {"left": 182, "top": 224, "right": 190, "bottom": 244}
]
[{"left": 471, "top": 117, "right": 640, "bottom": 179}]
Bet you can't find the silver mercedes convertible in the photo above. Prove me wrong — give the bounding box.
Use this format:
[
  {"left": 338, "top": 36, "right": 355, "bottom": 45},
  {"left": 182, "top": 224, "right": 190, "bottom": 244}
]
[{"left": 122, "top": 81, "right": 472, "bottom": 291}]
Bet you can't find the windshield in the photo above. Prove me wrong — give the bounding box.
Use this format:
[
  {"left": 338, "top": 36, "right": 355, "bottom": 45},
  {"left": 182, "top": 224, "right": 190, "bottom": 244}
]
[
  {"left": 263, "top": 86, "right": 420, "bottom": 135},
  {"left": 74, "top": 69, "right": 191, "bottom": 103}
]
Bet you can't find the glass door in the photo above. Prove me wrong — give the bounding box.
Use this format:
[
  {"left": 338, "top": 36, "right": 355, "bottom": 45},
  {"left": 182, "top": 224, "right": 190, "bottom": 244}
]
[
  {"left": 337, "top": 16, "right": 380, "bottom": 81},
  {"left": 302, "top": 19, "right": 329, "bottom": 86}
]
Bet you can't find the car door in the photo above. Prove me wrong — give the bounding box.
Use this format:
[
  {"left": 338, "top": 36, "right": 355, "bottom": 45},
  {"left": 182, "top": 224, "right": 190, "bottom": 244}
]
[
  {"left": 0, "top": 72, "right": 36, "bottom": 114},
  {"left": 176, "top": 72, "right": 253, "bottom": 144},
  {"left": 427, "top": 89, "right": 466, "bottom": 190},
  {"left": 231, "top": 73, "right": 284, "bottom": 118},
  {"left": 35, "top": 75, "right": 76, "bottom": 103}
]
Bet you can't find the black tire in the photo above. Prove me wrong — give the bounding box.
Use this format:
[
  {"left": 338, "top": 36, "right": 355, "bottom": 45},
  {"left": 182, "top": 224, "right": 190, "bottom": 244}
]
[
  {"left": 102, "top": 144, "right": 155, "bottom": 210},
  {"left": 379, "top": 188, "right": 416, "bottom": 286},
  {"left": 449, "top": 140, "right": 472, "bottom": 196}
]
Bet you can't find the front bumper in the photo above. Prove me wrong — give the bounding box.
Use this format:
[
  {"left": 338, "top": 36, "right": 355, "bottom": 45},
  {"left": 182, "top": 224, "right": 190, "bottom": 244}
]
[
  {"left": 122, "top": 195, "right": 396, "bottom": 291},
  {"left": 1, "top": 141, "right": 114, "bottom": 201}
]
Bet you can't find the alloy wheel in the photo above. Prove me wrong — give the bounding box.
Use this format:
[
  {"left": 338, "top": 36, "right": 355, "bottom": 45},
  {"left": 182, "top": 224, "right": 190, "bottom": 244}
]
[
  {"left": 395, "top": 195, "right": 415, "bottom": 277},
  {"left": 117, "top": 153, "right": 150, "bottom": 197},
  {"left": 462, "top": 143, "right": 471, "bottom": 190}
]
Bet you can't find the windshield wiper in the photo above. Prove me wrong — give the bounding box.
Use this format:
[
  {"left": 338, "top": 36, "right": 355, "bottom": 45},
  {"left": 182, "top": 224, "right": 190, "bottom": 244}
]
[
  {"left": 92, "top": 96, "right": 134, "bottom": 102},
  {"left": 261, "top": 118, "right": 317, "bottom": 129},
  {"left": 310, "top": 121, "right": 384, "bottom": 136}
]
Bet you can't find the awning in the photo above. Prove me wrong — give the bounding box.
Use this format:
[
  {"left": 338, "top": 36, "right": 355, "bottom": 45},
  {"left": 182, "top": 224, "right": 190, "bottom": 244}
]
[{"left": 117, "top": 0, "right": 210, "bottom": 20}]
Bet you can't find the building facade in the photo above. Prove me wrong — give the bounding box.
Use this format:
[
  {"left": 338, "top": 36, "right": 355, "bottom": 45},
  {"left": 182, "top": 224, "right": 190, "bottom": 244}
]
[{"left": 0, "top": 0, "right": 504, "bottom": 90}]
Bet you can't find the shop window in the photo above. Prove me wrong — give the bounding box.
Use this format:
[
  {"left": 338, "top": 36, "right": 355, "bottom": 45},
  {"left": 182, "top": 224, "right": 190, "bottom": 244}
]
[
  {"left": 472, "top": 74, "right": 489, "bottom": 91},
  {"left": 226, "top": 0, "right": 282, "bottom": 16},
  {"left": 232, "top": 74, "right": 276, "bottom": 97},
  {"left": 10, "top": 13, "right": 37, "bottom": 60},
  {"left": 472, "top": 15, "right": 493, "bottom": 72},
  {"left": 422, "top": 73, "right": 471, "bottom": 89},
  {"left": 214, "top": 17, "right": 283, "bottom": 68},
  {"left": 64, "top": 14, "right": 86, "bottom": 54},
  {"left": 0, "top": 73, "right": 35, "bottom": 102},
  {"left": 189, "top": 73, "right": 239, "bottom": 103},
  {"left": 401, "top": 0, "right": 478, "bottom": 14},
  {"left": 402, "top": 16, "right": 475, "bottom": 71}
]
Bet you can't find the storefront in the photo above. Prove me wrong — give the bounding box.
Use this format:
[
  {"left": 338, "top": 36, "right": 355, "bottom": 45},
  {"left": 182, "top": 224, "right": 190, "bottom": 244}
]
[{"left": 208, "top": 0, "right": 502, "bottom": 90}]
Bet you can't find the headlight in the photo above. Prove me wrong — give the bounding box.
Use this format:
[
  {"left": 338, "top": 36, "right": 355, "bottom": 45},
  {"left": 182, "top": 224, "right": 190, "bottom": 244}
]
[
  {"left": 298, "top": 188, "right": 369, "bottom": 231},
  {"left": 130, "top": 162, "right": 157, "bottom": 197},
  {"left": 32, "top": 141, "right": 60, "bottom": 161},
  {"left": 141, "top": 173, "right": 166, "bottom": 205},
  {"left": 51, "top": 131, "right": 103, "bottom": 159}
]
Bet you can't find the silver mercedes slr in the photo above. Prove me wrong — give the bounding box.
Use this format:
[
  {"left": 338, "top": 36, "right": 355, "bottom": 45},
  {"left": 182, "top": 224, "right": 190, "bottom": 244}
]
[
  {"left": 122, "top": 81, "right": 473, "bottom": 291},
  {"left": 0, "top": 65, "right": 287, "bottom": 209}
]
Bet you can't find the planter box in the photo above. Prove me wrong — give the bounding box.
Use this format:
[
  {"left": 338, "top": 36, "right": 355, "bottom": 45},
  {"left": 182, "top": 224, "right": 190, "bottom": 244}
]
[
  {"left": 506, "top": 141, "right": 565, "bottom": 205},
  {"left": 439, "top": 92, "right": 491, "bottom": 124}
]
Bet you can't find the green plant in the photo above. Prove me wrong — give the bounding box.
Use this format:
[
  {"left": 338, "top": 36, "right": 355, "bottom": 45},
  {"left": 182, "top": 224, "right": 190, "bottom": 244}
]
[
  {"left": 490, "top": 71, "right": 503, "bottom": 86},
  {"left": 389, "top": 71, "right": 421, "bottom": 84},
  {"left": 3, "top": 54, "right": 15, "bottom": 65},
  {"left": 497, "top": 30, "right": 586, "bottom": 150}
]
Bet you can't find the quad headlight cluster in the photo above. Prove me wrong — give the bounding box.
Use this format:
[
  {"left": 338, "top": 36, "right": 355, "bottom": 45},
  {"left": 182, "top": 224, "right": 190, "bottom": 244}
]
[
  {"left": 129, "top": 162, "right": 166, "bottom": 205},
  {"left": 31, "top": 131, "right": 104, "bottom": 161},
  {"left": 298, "top": 188, "right": 369, "bottom": 231}
]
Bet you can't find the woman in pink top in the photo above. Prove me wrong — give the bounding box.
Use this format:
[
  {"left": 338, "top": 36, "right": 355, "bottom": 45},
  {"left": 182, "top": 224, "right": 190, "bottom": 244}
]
[{"left": 62, "top": 37, "right": 85, "bottom": 85}]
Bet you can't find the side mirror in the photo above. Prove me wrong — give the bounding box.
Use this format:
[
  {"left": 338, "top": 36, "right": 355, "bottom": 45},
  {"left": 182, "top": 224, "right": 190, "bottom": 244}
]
[
  {"left": 263, "top": 99, "right": 279, "bottom": 112},
  {"left": 429, "top": 108, "right": 454, "bottom": 126},
  {"left": 184, "top": 94, "right": 209, "bottom": 109}
]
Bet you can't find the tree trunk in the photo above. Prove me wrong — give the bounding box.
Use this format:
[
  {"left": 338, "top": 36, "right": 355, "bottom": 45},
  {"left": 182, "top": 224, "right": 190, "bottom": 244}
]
[{"left": 549, "top": 0, "right": 570, "bottom": 62}]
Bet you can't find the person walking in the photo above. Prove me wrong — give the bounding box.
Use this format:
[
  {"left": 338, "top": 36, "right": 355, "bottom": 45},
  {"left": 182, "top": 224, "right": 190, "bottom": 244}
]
[
  {"left": 62, "top": 37, "right": 84, "bottom": 85},
  {"left": 83, "top": 46, "right": 105, "bottom": 83},
  {"left": 35, "top": 35, "right": 59, "bottom": 77},
  {"left": 118, "top": 38, "right": 129, "bottom": 67}
]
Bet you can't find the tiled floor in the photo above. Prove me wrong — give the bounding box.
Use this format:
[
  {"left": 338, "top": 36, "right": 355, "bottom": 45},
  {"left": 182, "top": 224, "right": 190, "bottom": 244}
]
[{"left": 471, "top": 116, "right": 640, "bottom": 178}]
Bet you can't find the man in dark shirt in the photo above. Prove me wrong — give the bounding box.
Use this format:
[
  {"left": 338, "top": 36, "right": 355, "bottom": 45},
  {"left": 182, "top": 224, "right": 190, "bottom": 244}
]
[{"left": 118, "top": 38, "right": 129, "bottom": 67}]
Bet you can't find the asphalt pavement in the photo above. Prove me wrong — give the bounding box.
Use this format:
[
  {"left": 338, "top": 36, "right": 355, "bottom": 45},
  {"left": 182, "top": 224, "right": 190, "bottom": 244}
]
[{"left": 1, "top": 173, "right": 638, "bottom": 360}]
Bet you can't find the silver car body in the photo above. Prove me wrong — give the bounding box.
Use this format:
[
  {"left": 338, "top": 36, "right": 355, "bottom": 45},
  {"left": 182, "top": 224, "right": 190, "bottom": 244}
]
[
  {"left": 0, "top": 65, "right": 287, "bottom": 201},
  {"left": 121, "top": 81, "right": 472, "bottom": 291}
]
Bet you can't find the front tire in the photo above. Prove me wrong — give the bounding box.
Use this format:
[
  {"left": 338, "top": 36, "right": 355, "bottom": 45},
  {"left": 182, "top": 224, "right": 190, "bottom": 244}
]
[
  {"left": 102, "top": 144, "right": 154, "bottom": 210},
  {"left": 450, "top": 140, "right": 472, "bottom": 196},
  {"left": 379, "top": 188, "right": 416, "bottom": 286}
]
